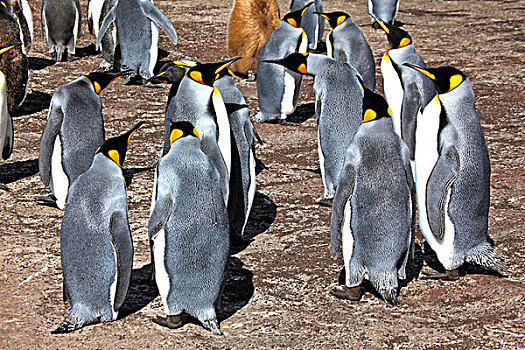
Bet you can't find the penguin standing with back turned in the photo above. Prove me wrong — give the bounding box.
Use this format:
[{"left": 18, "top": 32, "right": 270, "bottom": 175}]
[
  {"left": 38, "top": 71, "right": 122, "bottom": 209},
  {"left": 253, "top": 4, "right": 311, "bottom": 124},
  {"left": 290, "top": 0, "right": 324, "bottom": 51},
  {"left": 263, "top": 52, "right": 363, "bottom": 203},
  {"left": 41, "top": 0, "right": 81, "bottom": 61},
  {"left": 88, "top": 0, "right": 119, "bottom": 71},
  {"left": 316, "top": 11, "right": 375, "bottom": 90},
  {"left": 149, "top": 120, "right": 229, "bottom": 335},
  {"left": 404, "top": 63, "right": 507, "bottom": 279},
  {"left": 330, "top": 84, "right": 415, "bottom": 305},
  {"left": 52, "top": 122, "right": 143, "bottom": 333},
  {"left": 368, "top": 0, "right": 400, "bottom": 28},
  {"left": 96, "top": 0, "right": 178, "bottom": 80}
]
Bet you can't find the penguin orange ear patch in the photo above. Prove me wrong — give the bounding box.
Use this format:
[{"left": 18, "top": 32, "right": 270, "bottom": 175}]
[
  {"left": 449, "top": 74, "right": 463, "bottom": 91},
  {"left": 399, "top": 38, "right": 411, "bottom": 48},
  {"left": 108, "top": 150, "right": 121, "bottom": 167},
  {"left": 190, "top": 71, "right": 204, "bottom": 84},
  {"left": 298, "top": 63, "right": 307, "bottom": 74},
  {"left": 193, "top": 128, "right": 200, "bottom": 140},
  {"left": 94, "top": 81, "right": 102, "bottom": 94},
  {"left": 363, "top": 109, "right": 377, "bottom": 122},
  {"left": 387, "top": 107, "right": 392, "bottom": 117},
  {"left": 287, "top": 18, "right": 298, "bottom": 28},
  {"left": 170, "top": 129, "right": 184, "bottom": 145},
  {"left": 336, "top": 15, "right": 346, "bottom": 26}
]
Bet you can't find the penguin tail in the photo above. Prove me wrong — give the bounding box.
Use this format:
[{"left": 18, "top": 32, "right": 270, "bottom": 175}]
[
  {"left": 202, "top": 319, "right": 222, "bottom": 335},
  {"left": 51, "top": 306, "right": 99, "bottom": 334},
  {"left": 381, "top": 289, "right": 401, "bottom": 307},
  {"left": 466, "top": 242, "right": 508, "bottom": 276},
  {"left": 51, "top": 318, "right": 83, "bottom": 334},
  {"left": 370, "top": 271, "right": 401, "bottom": 306}
]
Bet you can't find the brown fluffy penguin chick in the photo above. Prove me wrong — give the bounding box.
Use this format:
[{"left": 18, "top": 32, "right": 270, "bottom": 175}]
[
  {"left": 0, "top": 3, "right": 28, "bottom": 112},
  {"left": 227, "top": 0, "right": 280, "bottom": 78}
]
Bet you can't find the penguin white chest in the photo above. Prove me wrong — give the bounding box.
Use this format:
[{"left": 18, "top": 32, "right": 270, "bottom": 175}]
[
  {"left": 50, "top": 136, "right": 69, "bottom": 210},
  {"left": 342, "top": 199, "right": 354, "bottom": 285},
  {"left": 381, "top": 54, "right": 403, "bottom": 137},
  {"left": 0, "top": 75, "right": 9, "bottom": 149},
  {"left": 212, "top": 88, "right": 231, "bottom": 177},
  {"left": 326, "top": 32, "right": 333, "bottom": 58},
  {"left": 148, "top": 22, "right": 159, "bottom": 77},
  {"left": 88, "top": 0, "right": 105, "bottom": 37},
  {"left": 281, "top": 72, "right": 296, "bottom": 117},
  {"left": 152, "top": 226, "right": 171, "bottom": 315}
]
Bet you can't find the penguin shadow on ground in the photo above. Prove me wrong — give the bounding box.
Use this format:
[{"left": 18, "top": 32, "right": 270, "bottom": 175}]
[
  {"left": 268, "top": 102, "right": 315, "bottom": 125},
  {"left": 28, "top": 57, "right": 56, "bottom": 70},
  {"left": 118, "top": 263, "right": 158, "bottom": 318},
  {"left": 73, "top": 44, "right": 99, "bottom": 59},
  {"left": 0, "top": 158, "right": 38, "bottom": 187},
  {"left": 11, "top": 91, "right": 52, "bottom": 117},
  {"left": 229, "top": 191, "right": 277, "bottom": 255},
  {"left": 336, "top": 243, "right": 425, "bottom": 304},
  {"left": 123, "top": 167, "right": 152, "bottom": 187},
  {"left": 422, "top": 240, "right": 505, "bottom": 278}
]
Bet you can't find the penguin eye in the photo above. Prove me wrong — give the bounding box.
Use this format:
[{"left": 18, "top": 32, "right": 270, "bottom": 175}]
[
  {"left": 448, "top": 74, "right": 463, "bottom": 92},
  {"left": 363, "top": 109, "right": 377, "bottom": 122}
]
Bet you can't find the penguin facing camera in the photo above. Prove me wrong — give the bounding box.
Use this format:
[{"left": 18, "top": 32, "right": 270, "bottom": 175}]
[
  {"left": 373, "top": 13, "right": 435, "bottom": 162},
  {"left": 263, "top": 52, "right": 362, "bottom": 202},
  {"left": 38, "top": 71, "right": 123, "bottom": 209},
  {"left": 330, "top": 84, "right": 415, "bottom": 306},
  {"left": 41, "top": 0, "right": 82, "bottom": 61},
  {"left": 52, "top": 121, "right": 143, "bottom": 334},
  {"left": 253, "top": 4, "right": 311, "bottom": 124},
  {"left": 96, "top": 0, "right": 178, "bottom": 80},
  {"left": 315, "top": 11, "right": 375, "bottom": 90},
  {"left": 149, "top": 120, "right": 229, "bottom": 335},
  {"left": 404, "top": 63, "right": 507, "bottom": 280}
]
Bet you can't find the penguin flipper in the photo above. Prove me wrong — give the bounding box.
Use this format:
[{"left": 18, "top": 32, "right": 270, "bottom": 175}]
[
  {"left": 399, "top": 142, "right": 416, "bottom": 279},
  {"left": 400, "top": 81, "right": 420, "bottom": 159},
  {"left": 39, "top": 98, "right": 64, "bottom": 187},
  {"left": 109, "top": 209, "right": 133, "bottom": 312},
  {"left": 2, "top": 114, "right": 14, "bottom": 160},
  {"left": 96, "top": 3, "right": 117, "bottom": 50},
  {"left": 141, "top": 2, "right": 178, "bottom": 45},
  {"left": 426, "top": 143, "right": 460, "bottom": 241},
  {"left": 330, "top": 155, "right": 356, "bottom": 260}
]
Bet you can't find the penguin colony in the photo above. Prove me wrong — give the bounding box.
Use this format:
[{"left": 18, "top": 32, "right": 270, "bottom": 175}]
[{"left": 0, "top": 0, "right": 508, "bottom": 335}]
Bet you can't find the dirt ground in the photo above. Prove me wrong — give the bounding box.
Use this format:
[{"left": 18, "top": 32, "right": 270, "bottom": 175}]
[{"left": 0, "top": 0, "right": 523, "bottom": 348}]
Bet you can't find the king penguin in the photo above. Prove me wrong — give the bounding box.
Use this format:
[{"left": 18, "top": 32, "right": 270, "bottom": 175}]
[
  {"left": 39, "top": 71, "right": 122, "bottom": 209},
  {"left": 403, "top": 63, "right": 507, "bottom": 279},
  {"left": 41, "top": 0, "right": 81, "bottom": 61},
  {"left": 0, "top": 43, "right": 21, "bottom": 190},
  {"left": 290, "top": 0, "right": 324, "bottom": 51},
  {"left": 330, "top": 84, "right": 415, "bottom": 305},
  {"left": 149, "top": 120, "right": 229, "bottom": 335},
  {"left": 0, "top": 4, "right": 28, "bottom": 111},
  {"left": 316, "top": 11, "right": 375, "bottom": 90},
  {"left": 368, "top": 0, "right": 400, "bottom": 28},
  {"left": 88, "top": 0, "right": 119, "bottom": 71},
  {"left": 253, "top": 4, "right": 310, "bottom": 124},
  {"left": 373, "top": 14, "right": 435, "bottom": 162},
  {"left": 96, "top": 0, "right": 178, "bottom": 80},
  {"left": 263, "top": 52, "right": 362, "bottom": 202},
  {"left": 52, "top": 121, "right": 143, "bottom": 334},
  {"left": 5, "top": 0, "right": 33, "bottom": 53},
  {"left": 160, "top": 58, "right": 241, "bottom": 204}
]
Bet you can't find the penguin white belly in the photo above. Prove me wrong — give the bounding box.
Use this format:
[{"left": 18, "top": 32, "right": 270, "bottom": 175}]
[
  {"left": 298, "top": 31, "right": 308, "bottom": 54},
  {"left": 148, "top": 22, "right": 159, "bottom": 77},
  {"left": 242, "top": 148, "right": 257, "bottom": 233},
  {"left": 280, "top": 72, "right": 296, "bottom": 117},
  {"left": 0, "top": 77, "right": 8, "bottom": 150},
  {"left": 73, "top": 7, "right": 80, "bottom": 49},
  {"left": 50, "top": 136, "right": 69, "bottom": 210},
  {"left": 414, "top": 96, "right": 455, "bottom": 268},
  {"left": 326, "top": 33, "right": 333, "bottom": 58},
  {"left": 109, "top": 240, "right": 119, "bottom": 320},
  {"left": 312, "top": 21, "right": 319, "bottom": 50},
  {"left": 20, "top": 0, "right": 34, "bottom": 39},
  {"left": 16, "top": 18, "right": 27, "bottom": 54},
  {"left": 317, "top": 130, "right": 328, "bottom": 198},
  {"left": 88, "top": 0, "right": 104, "bottom": 37},
  {"left": 212, "top": 88, "right": 231, "bottom": 177},
  {"left": 342, "top": 200, "right": 354, "bottom": 286},
  {"left": 381, "top": 55, "right": 403, "bottom": 137},
  {"left": 149, "top": 167, "right": 158, "bottom": 215},
  {"left": 152, "top": 227, "right": 171, "bottom": 315}
]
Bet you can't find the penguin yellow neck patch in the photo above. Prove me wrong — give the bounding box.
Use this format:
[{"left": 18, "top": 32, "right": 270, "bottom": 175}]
[
  {"left": 387, "top": 107, "right": 392, "bottom": 117},
  {"left": 448, "top": 74, "right": 463, "bottom": 92},
  {"left": 94, "top": 81, "right": 102, "bottom": 94},
  {"left": 193, "top": 128, "right": 200, "bottom": 140},
  {"left": 170, "top": 129, "right": 183, "bottom": 145},
  {"left": 383, "top": 51, "right": 391, "bottom": 62},
  {"left": 363, "top": 109, "right": 377, "bottom": 122},
  {"left": 108, "top": 150, "right": 121, "bottom": 167}
]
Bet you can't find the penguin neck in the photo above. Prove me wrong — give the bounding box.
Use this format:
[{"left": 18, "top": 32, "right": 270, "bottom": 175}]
[
  {"left": 93, "top": 153, "right": 123, "bottom": 173},
  {"left": 304, "top": 53, "right": 333, "bottom": 76},
  {"left": 80, "top": 76, "right": 99, "bottom": 95}
]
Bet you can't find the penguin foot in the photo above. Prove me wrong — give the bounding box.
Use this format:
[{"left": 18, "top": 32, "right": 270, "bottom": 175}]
[
  {"left": 67, "top": 54, "right": 81, "bottom": 62},
  {"left": 143, "top": 81, "right": 164, "bottom": 88},
  {"left": 95, "top": 59, "right": 114, "bottom": 72},
  {"left": 152, "top": 315, "right": 183, "bottom": 329},
  {"left": 36, "top": 195, "right": 58, "bottom": 208},
  {"left": 422, "top": 269, "right": 460, "bottom": 281},
  {"left": 247, "top": 70, "right": 256, "bottom": 81},
  {"left": 146, "top": 152, "right": 162, "bottom": 169},
  {"left": 317, "top": 198, "right": 333, "bottom": 207},
  {"left": 330, "top": 285, "right": 362, "bottom": 301},
  {"left": 202, "top": 319, "right": 222, "bottom": 335},
  {"left": 51, "top": 319, "right": 81, "bottom": 334},
  {"left": 277, "top": 119, "right": 300, "bottom": 126}
]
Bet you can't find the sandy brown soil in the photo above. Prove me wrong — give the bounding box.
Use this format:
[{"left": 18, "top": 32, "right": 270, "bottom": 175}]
[{"left": 0, "top": 0, "right": 524, "bottom": 348}]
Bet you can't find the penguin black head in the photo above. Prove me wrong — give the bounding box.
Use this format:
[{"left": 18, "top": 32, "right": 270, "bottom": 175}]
[
  {"left": 371, "top": 13, "right": 412, "bottom": 49},
  {"left": 362, "top": 87, "right": 391, "bottom": 123},
  {"left": 315, "top": 11, "right": 350, "bottom": 29},
  {"left": 0, "top": 42, "right": 22, "bottom": 56},
  {"left": 83, "top": 72, "right": 122, "bottom": 94},
  {"left": 262, "top": 52, "right": 309, "bottom": 75},
  {"left": 147, "top": 63, "right": 189, "bottom": 85},
  {"left": 403, "top": 63, "right": 467, "bottom": 94},
  {"left": 186, "top": 57, "right": 241, "bottom": 86},
  {"left": 282, "top": 3, "right": 313, "bottom": 28},
  {"left": 96, "top": 121, "right": 144, "bottom": 167},
  {"left": 168, "top": 120, "right": 200, "bottom": 146}
]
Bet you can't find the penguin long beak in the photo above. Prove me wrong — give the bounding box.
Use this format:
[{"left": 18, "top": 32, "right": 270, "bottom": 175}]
[
  {"left": 369, "top": 13, "right": 390, "bottom": 33},
  {"left": 125, "top": 121, "right": 145, "bottom": 145},
  {"left": 301, "top": 2, "right": 314, "bottom": 16},
  {"left": 403, "top": 63, "right": 436, "bottom": 80},
  {"left": 214, "top": 56, "right": 242, "bottom": 75},
  {"left": 147, "top": 70, "right": 170, "bottom": 84},
  {"left": 0, "top": 42, "right": 22, "bottom": 55}
]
